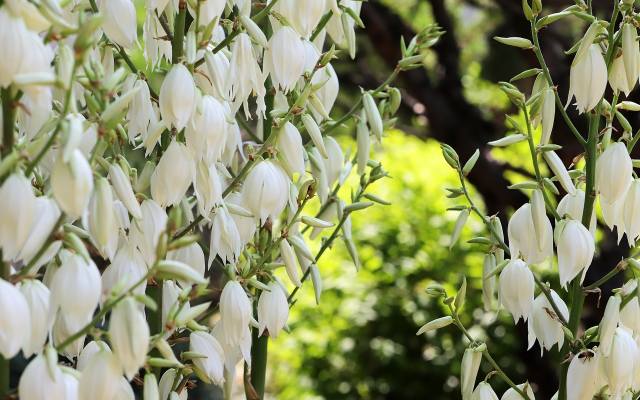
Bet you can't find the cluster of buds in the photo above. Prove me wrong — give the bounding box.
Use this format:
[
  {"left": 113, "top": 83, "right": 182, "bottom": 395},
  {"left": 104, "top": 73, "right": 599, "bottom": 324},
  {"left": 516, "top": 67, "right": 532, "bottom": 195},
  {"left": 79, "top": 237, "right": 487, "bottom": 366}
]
[{"left": 0, "top": 0, "right": 442, "bottom": 399}]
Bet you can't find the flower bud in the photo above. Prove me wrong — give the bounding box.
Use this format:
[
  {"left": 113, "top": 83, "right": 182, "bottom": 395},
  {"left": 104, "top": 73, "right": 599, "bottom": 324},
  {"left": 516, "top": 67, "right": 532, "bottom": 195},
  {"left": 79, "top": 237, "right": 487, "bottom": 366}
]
[
  {"left": 159, "top": 64, "right": 197, "bottom": 130},
  {"left": 461, "top": 346, "right": 482, "bottom": 400},
  {"left": 527, "top": 290, "right": 569, "bottom": 354},
  {"left": 599, "top": 294, "right": 621, "bottom": 357},
  {"left": 568, "top": 44, "right": 606, "bottom": 113},
  {"left": 622, "top": 23, "right": 639, "bottom": 93},
  {"left": 596, "top": 142, "right": 632, "bottom": 204},
  {"left": 278, "top": 122, "right": 306, "bottom": 176},
  {"left": 623, "top": 179, "right": 640, "bottom": 246},
  {"left": 281, "top": 239, "right": 302, "bottom": 287},
  {"left": 498, "top": 259, "right": 534, "bottom": 322},
  {"left": 323, "top": 136, "right": 345, "bottom": 187},
  {"left": 18, "top": 353, "right": 66, "bottom": 400},
  {"left": 363, "top": 92, "right": 383, "bottom": 141},
  {"left": 508, "top": 203, "right": 553, "bottom": 264},
  {"left": 621, "top": 297, "right": 640, "bottom": 335},
  {"left": 50, "top": 252, "right": 102, "bottom": 332},
  {"left": 109, "top": 163, "right": 142, "bottom": 220},
  {"left": 416, "top": 316, "right": 454, "bottom": 335},
  {"left": 258, "top": 282, "right": 289, "bottom": 338},
  {"left": 189, "top": 331, "right": 225, "bottom": 386},
  {"left": 151, "top": 140, "right": 194, "bottom": 208},
  {"left": 144, "top": 373, "right": 160, "bottom": 400},
  {"left": 543, "top": 151, "right": 576, "bottom": 195},
  {"left": 610, "top": 54, "right": 631, "bottom": 96},
  {"left": 19, "top": 279, "right": 52, "bottom": 357},
  {"left": 557, "top": 190, "right": 596, "bottom": 234},
  {"left": 0, "top": 278, "right": 31, "bottom": 358},
  {"left": 51, "top": 150, "right": 94, "bottom": 219},
  {"left": 167, "top": 242, "right": 206, "bottom": 287},
  {"left": 311, "top": 64, "right": 339, "bottom": 120},
  {"left": 555, "top": 220, "right": 594, "bottom": 288},
  {"left": 220, "top": 281, "right": 251, "bottom": 346},
  {"left": 86, "top": 177, "right": 119, "bottom": 259}
]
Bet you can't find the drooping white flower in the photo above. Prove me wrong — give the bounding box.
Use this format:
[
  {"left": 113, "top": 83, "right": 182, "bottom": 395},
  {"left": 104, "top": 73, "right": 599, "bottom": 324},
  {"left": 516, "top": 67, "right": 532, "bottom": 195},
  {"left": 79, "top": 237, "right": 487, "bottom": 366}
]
[
  {"left": 498, "top": 259, "right": 535, "bottom": 322},
  {"left": 98, "top": 0, "right": 137, "bottom": 48},
  {"left": 599, "top": 295, "right": 621, "bottom": 357},
  {"left": 620, "top": 297, "right": 640, "bottom": 335},
  {"left": 159, "top": 64, "right": 197, "bottom": 130},
  {"left": 109, "top": 163, "right": 142, "bottom": 220},
  {"left": 212, "top": 321, "right": 252, "bottom": 373},
  {"left": 0, "top": 173, "right": 37, "bottom": 261},
  {"left": 143, "top": 12, "right": 172, "bottom": 66},
  {"left": 280, "top": 239, "right": 302, "bottom": 287},
  {"left": 194, "top": 161, "right": 223, "bottom": 219},
  {"left": 0, "top": 278, "right": 31, "bottom": 358},
  {"left": 241, "top": 161, "right": 290, "bottom": 223},
  {"left": 19, "top": 279, "right": 52, "bottom": 357},
  {"left": 258, "top": 282, "right": 289, "bottom": 338},
  {"left": 527, "top": 290, "right": 569, "bottom": 354},
  {"left": 273, "top": 0, "right": 327, "bottom": 38},
  {"left": 162, "top": 280, "right": 191, "bottom": 329},
  {"left": 151, "top": 140, "right": 194, "bottom": 208},
  {"left": 623, "top": 179, "right": 640, "bottom": 246},
  {"left": 501, "top": 383, "right": 535, "bottom": 400},
  {"left": 18, "top": 353, "right": 66, "bottom": 400},
  {"left": 52, "top": 314, "right": 86, "bottom": 360},
  {"left": 566, "top": 350, "right": 602, "bottom": 400},
  {"left": 51, "top": 149, "right": 94, "bottom": 219},
  {"left": 471, "top": 382, "right": 499, "bottom": 400},
  {"left": 227, "top": 33, "right": 266, "bottom": 117},
  {"left": 167, "top": 242, "right": 206, "bottom": 287},
  {"left": 19, "top": 87, "right": 52, "bottom": 140},
  {"left": 204, "top": 51, "right": 230, "bottom": 100},
  {"left": 461, "top": 346, "right": 482, "bottom": 400},
  {"left": 602, "top": 327, "right": 638, "bottom": 398},
  {"left": 102, "top": 242, "right": 148, "bottom": 299},
  {"left": 622, "top": 23, "right": 639, "bottom": 94},
  {"left": 130, "top": 199, "right": 168, "bottom": 266},
  {"left": 0, "top": 9, "right": 29, "bottom": 87},
  {"left": 610, "top": 54, "right": 631, "bottom": 96},
  {"left": 192, "top": 0, "right": 226, "bottom": 26},
  {"left": 220, "top": 280, "right": 252, "bottom": 346},
  {"left": 209, "top": 207, "right": 242, "bottom": 265},
  {"left": 555, "top": 220, "right": 595, "bottom": 288},
  {"left": 278, "top": 122, "right": 306, "bottom": 176},
  {"left": 568, "top": 44, "right": 607, "bottom": 113},
  {"left": 126, "top": 80, "right": 156, "bottom": 142},
  {"left": 557, "top": 190, "right": 596, "bottom": 234},
  {"left": 61, "top": 372, "right": 79, "bottom": 400},
  {"left": 508, "top": 203, "right": 553, "bottom": 264},
  {"left": 311, "top": 64, "right": 339, "bottom": 121},
  {"left": 78, "top": 350, "right": 123, "bottom": 400},
  {"left": 323, "top": 136, "right": 345, "bottom": 188},
  {"left": 264, "top": 26, "right": 306, "bottom": 93},
  {"left": 189, "top": 331, "right": 225, "bottom": 386},
  {"left": 226, "top": 192, "right": 258, "bottom": 245},
  {"left": 16, "top": 197, "right": 61, "bottom": 271},
  {"left": 596, "top": 142, "right": 633, "bottom": 204},
  {"left": 186, "top": 95, "right": 227, "bottom": 163},
  {"left": 109, "top": 296, "right": 150, "bottom": 379},
  {"left": 50, "top": 252, "right": 102, "bottom": 332}
]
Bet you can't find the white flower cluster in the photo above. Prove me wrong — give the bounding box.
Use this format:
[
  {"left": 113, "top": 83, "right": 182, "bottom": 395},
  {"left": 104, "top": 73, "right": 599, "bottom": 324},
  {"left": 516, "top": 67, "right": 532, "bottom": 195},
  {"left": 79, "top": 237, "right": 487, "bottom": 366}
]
[
  {"left": 421, "top": 1, "right": 640, "bottom": 399},
  {"left": 0, "top": 0, "right": 440, "bottom": 398}
]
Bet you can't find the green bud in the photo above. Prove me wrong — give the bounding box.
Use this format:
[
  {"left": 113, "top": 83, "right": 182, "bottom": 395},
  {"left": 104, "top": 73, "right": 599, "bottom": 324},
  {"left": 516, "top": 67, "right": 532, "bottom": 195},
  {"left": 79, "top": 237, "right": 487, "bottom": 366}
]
[
  {"left": 416, "top": 316, "right": 454, "bottom": 335},
  {"left": 494, "top": 36, "right": 533, "bottom": 49}
]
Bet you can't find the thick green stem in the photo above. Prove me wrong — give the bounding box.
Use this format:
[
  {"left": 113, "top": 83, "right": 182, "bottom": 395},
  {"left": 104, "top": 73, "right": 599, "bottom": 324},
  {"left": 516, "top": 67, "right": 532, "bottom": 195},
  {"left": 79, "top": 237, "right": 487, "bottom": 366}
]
[
  {"left": 172, "top": 2, "right": 187, "bottom": 64},
  {"left": 249, "top": 325, "right": 269, "bottom": 399},
  {"left": 1, "top": 87, "right": 15, "bottom": 158}
]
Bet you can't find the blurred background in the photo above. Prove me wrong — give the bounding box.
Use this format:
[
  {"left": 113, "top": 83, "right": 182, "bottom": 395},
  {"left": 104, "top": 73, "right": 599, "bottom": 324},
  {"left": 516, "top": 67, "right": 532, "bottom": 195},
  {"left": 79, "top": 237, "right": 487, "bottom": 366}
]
[{"left": 262, "top": 1, "right": 631, "bottom": 399}]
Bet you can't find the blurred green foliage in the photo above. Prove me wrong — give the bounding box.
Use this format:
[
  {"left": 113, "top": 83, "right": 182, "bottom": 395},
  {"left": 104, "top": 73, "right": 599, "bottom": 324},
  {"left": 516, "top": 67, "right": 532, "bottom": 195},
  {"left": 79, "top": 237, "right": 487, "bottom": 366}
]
[{"left": 267, "top": 133, "right": 530, "bottom": 399}]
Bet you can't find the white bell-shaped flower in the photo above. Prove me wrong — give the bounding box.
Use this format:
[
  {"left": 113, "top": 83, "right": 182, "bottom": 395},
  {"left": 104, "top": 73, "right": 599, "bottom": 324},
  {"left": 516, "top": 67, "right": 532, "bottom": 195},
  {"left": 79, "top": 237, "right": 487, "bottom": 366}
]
[
  {"left": 151, "top": 140, "right": 194, "bottom": 208},
  {"left": 567, "top": 350, "right": 602, "bottom": 400},
  {"left": 0, "top": 8, "right": 29, "bottom": 87},
  {"left": 51, "top": 149, "right": 94, "bottom": 219},
  {"left": 109, "top": 163, "right": 142, "bottom": 220},
  {"left": 168, "top": 242, "right": 206, "bottom": 287},
  {"left": 19, "top": 87, "right": 53, "bottom": 140},
  {"left": 0, "top": 277, "right": 31, "bottom": 358},
  {"left": 102, "top": 242, "right": 147, "bottom": 299},
  {"left": 461, "top": 346, "right": 482, "bottom": 400},
  {"left": 109, "top": 296, "right": 150, "bottom": 379},
  {"left": 602, "top": 327, "right": 638, "bottom": 398},
  {"left": 555, "top": 220, "right": 595, "bottom": 288},
  {"left": 204, "top": 51, "right": 230, "bottom": 100},
  {"left": 623, "top": 179, "right": 640, "bottom": 246},
  {"left": 209, "top": 207, "right": 242, "bottom": 265},
  {"left": 273, "top": 0, "right": 327, "bottom": 38},
  {"left": 527, "top": 290, "right": 569, "bottom": 354},
  {"left": 264, "top": 26, "right": 306, "bottom": 93},
  {"left": 126, "top": 79, "right": 156, "bottom": 143},
  {"left": 557, "top": 190, "right": 596, "bottom": 235},
  {"left": 98, "top": 0, "right": 137, "bottom": 48},
  {"left": 220, "top": 280, "right": 252, "bottom": 346},
  {"left": 0, "top": 173, "right": 37, "bottom": 261},
  {"left": 159, "top": 64, "right": 197, "bottom": 130},
  {"left": 186, "top": 95, "right": 227, "bottom": 163},
  {"left": 323, "top": 136, "right": 345, "bottom": 187},
  {"left": 609, "top": 54, "right": 631, "bottom": 96},
  {"left": 50, "top": 252, "right": 102, "bottom": 332},
  {"left": 143, "top": 12, "right": 172, "bottom": 66},
  {"left": 61, "top": 372, "right": 79, "bottom": 400},
  {"left": 311, "top": 64, "right": 339, "bottom": 121},
  {"left": 78, "top": 349, "right": 123, "bottom": 400},
  {"left": 194, "top": 161, "right": 223, "bottom": 219},
  {"left": 501, "top": 383, "right": 535, "bottom": 400},
  {"left": 193, "top": 0, "right": 226, "bottom": 26},
  {"left": 278, "top": 122, "right": 306, "bottom": 176},
  {"left": 227, "top": 192, "right": 258, "bottom": 245},
  {"left": 212, "top": 321, "right": 252, "bottom": 372},
  {"left": 162, "top": 280, "right": 191, "bottom": 328},
  {"left": 19, "top": 279, "right": 52, "bottom": 357},
  {"left": 189, "top": 331, "right": 225, "bottom": 386},
  {"left": 16, "top": 197, "right": 61, "bottom": 271},
  {"left": 498, "top": 259, "right": 535, "bottom": 322},
  {"left": 472, "top": 382, "right": 499, "bottom": 400},
  {"left": 596, "top": 142, "right": 632, "bottom": 204},
  {"left": 241, "top": 161, "right": 290, "bottom": 223},
  {"left": 599, "top": 294, "right": 621, "bottom": 357},
  {"left": 130, "top": 199, "right": 168, "bottom": 266},
  {"left": 18, "top": 353, "right": 66, "bottom": 400},
  {"left": 258, "top": 282, "right": 289, "bottom": 338},
  {"left": 620, "top": 297, "right": 640, "bottom": 335},
  {"left": 507, "top": 203, "right": 553, "bottom": 264},
  {"left": 227, "top": 33, "right": 266, "bottom": 117},
  {"left": 568, "top": 44, "right": 607, "bottom": 113}
]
